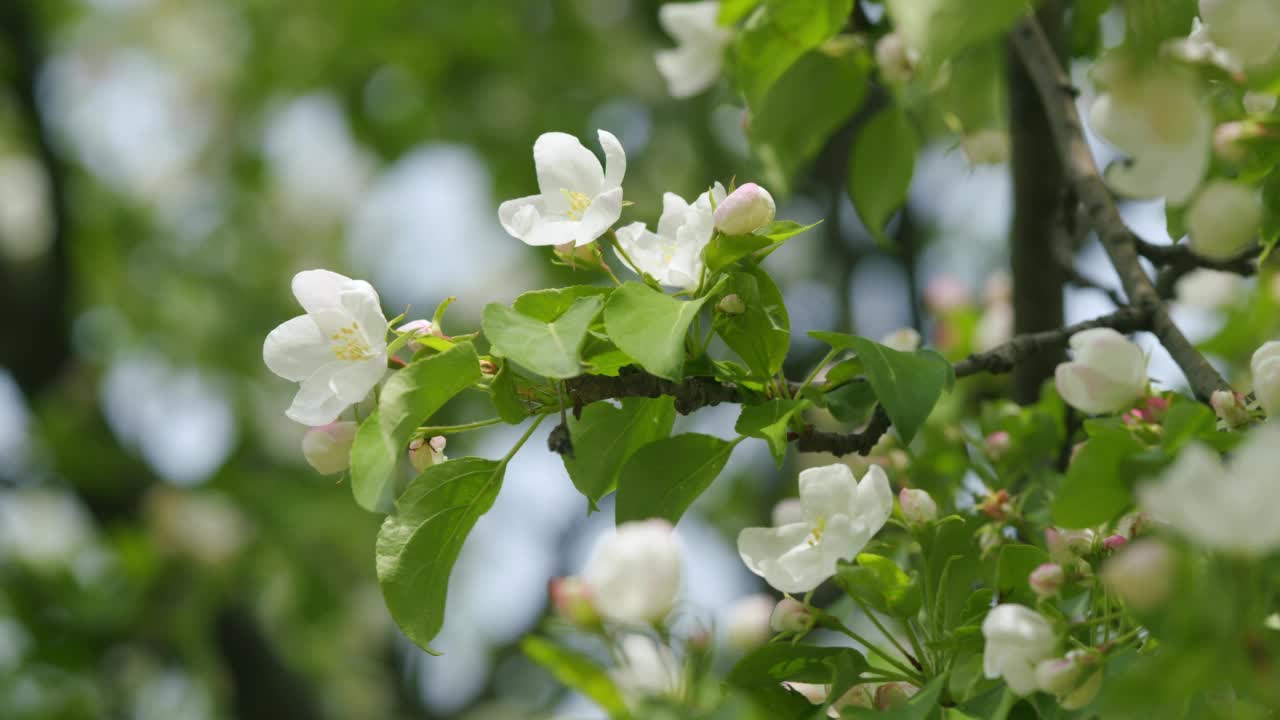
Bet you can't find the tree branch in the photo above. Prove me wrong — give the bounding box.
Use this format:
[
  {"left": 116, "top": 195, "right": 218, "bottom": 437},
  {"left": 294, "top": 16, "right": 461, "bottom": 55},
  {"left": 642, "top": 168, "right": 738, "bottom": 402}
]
[
  {"left": 1136, "top": 239, "right": 1262, "bottom": 298},
  {"left": 953, "top": 306, "right": 1150, "bottom": 377},
  {"left": 1010, "top": 18, "right": 1230, "bottom": 400},
  {"left": 563, "top": 367, "right": 743, "bottom": 415}
]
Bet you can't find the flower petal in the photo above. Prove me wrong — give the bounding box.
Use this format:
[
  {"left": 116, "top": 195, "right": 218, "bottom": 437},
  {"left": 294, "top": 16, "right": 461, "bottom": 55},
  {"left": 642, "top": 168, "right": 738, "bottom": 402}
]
[
  {"left": 263, "top": 315, "right": 333, "bottom": 382},
  {"left": 522, "top": 217, "right": 587, "bottom": 248},
  {"left": 799, "top": 464, "right": 856, "bottom": 523},
  {"left": 656, "top": 46, "right": 723, "bottom": 99},
  {"left": 329, "top": 355, "right": 386, "bottom": 404},
  {"left": 338, "top": 282, "right": 388, "bottom": 352},
  {"left": 292, "top": 269, "right": 354, "bottom": 317},
  {"left": 534, "top": 132, "right": 605, "bottom": 203},
  {"left": 599, "top": 129, "right": 626, "bottom": 189},
  {"left": 286, "top": 363, "right": 350, "bottom": 426},
  {"left": 498, "top": 194, "right": 545, "bottom": 242},
  {"left": 656, "top": 192, "right": 693, "bottom": 239},
  {"left": 574, "top": 186, "right": 624, "bottom": 246},
  {"left": 657, "top": 0, "right": 722, "bottom": 44},
  {"left": 738, "top": 522, "right": 819, "bottom": 594},
  {"left": 853, "top": 464, "right": 894, "bottom": 532}
]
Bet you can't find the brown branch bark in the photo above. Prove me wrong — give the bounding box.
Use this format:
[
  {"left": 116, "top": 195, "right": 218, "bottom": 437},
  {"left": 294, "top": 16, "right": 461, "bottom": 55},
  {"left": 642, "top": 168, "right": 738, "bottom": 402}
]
[
  {"left": 1010, "top": 18, "right": 1231, "bottom": 400},
  {"left": 953, "top": 306, "right": 1149, "bottom": 377}
]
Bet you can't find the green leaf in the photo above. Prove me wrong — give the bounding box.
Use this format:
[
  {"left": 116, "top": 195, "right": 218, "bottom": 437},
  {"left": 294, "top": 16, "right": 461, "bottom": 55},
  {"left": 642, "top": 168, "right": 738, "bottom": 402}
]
[
  {"left": 713, "top": 268, "right": 790, "bottom": 380},
  {"left": 512, "top": 285, "right": 612, "bottom": 323},
  {"left": 564, "top": 397, "right": 677, "bottom": 510},
  {"left": 351, "top": 343, "right": 483, "bottom": 512},
  {"left": 994, "top": 544, "right": 1050, "bottom": 607},
  {"left": 752, "top": 47, "right": 870, "bottom": 194},
  {"left": 489, "top": 361, "right": 529, "bottom": 424},
  {"left": 704, "top": 233, "right": 774, "bottom": 273},
  {"left": 841, "top": 336, "right": 952, "bottom": 445},
  {"left": 376, "top": 457, "right": 506, "bottom": 653},
  {"left": 483, "top": 296, "right": 603, "bottom": 379},
  {"left": 522, "top": 637, "right": 628, "bottom": 718},
  {"left": 1159, "top": 401, "right": 1215, "bottom": 454},
  {"left": 719, "top": 0, "right": 760, "bottom": 25},
  {"left": 886, "top": 0, "right": 1032, "bottom": 65},
  {"left": 1052, "top": 428, "right": 1144, "bottom": 528},
  {"left": 1261, "top": 167, "right": 1280, "bottom": 258},
  {"left": 848, "top": 105, "right": 918, "bottom": 244},
  {"left": 615, "top": 434, "right": 738, "bottom": 525},
  {"left": 1124, "top": 0, "right": 1197, "bottom": 58},
  {"left": 835, "top": 553, "right": 923, "bottom": 618},
  {"left": 765, "top": 0, "right": 853, "bottom": 46},
  {"left": 1070, "top": 0, "right": 1111, "bottom": 57},
  {"left": 823, "top": 380, "right": 877, "bottom": 425},
  {"left": 729, "top": 643, "right": 868, "bottom": 686},
  {"left": 604, "top": 282, "right": 716, "bottom": 381},
  {"left": 735, "top": 398, "right": 809, "bottom": 466},
  {"left": 731, "top": 1, "right": 853, "bottom": 108}
]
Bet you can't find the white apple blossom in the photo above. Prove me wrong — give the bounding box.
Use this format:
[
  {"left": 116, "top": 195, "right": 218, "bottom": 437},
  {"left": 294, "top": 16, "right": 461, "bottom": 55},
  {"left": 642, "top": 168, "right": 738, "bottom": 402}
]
[
  {"left": 612, "top": 634, "right": 681, "bottom": 701},
  {"left": 1251, "top": 341, "right": 1280, "bottom": 416},
  {"left": 301, "top": 421, "right": 358, "bottom": 474},
  {"left": 655, "top": 1, "right": 732, "bottom": 99},
  {"left": 263, "top": 270, "right": 388, "bottom": 426},
  {"left": 1139, "top": 423, "right": 1280, "bottom": 554},
  {"left": 582, "top": 519, "right": 683, "bottom": 625},
  {"left": 960, "top": 129, "right": 1010, "bottom": 166},
  {"left": 497, "top": 130, "right": 626, "bottom": 247},
  {"left": 1054, "top": 328, "right": 1148, "bottom": 415},
  {"left": 738, "top": 464, "right": 893, "bottom": 593},
  {"left": 1174, "top": 268, "right": 1245, "bottom": 308},
  {"left": 769, "top": 597, "right": 813, "bottom": 633},
  {"left": 981, "top": 604, "right": 1058, "bottom": 695},
  {"left": 1101, "top": 538, "right": 1175, "bottom": 610},
  {"left": 1028, "top": 563, "right": 1065, "bottom": 599},
  {"left": 771, "top": 497, "right": 805, "bottom": 527},
  {"left": 614, "top": 183, "right": 725, "bottom": 291},
  {"left": 408, "top": 435, "right": 447, "bottom": 473},
  {"left": 1186, "top": 180, "right": 1261, "bottom": 260},
  {"left": 713, "top": 182, "right": 776, "bottom": 235},
  {"left": 1211, "top": 389, "right": 1251, "bottom": 428},
  {"left": 1199, "top": 0, "right": 1280, "bottom": 68},
  {"left": 1088, "top": 55, "right": 1210, "bottom": 204}
]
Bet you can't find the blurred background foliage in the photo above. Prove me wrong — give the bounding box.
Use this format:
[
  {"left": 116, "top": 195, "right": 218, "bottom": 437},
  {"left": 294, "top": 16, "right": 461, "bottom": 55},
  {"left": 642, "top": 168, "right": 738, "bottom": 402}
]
[{"left": 1, "top": 0, "right": 1274, "bottom": 718}]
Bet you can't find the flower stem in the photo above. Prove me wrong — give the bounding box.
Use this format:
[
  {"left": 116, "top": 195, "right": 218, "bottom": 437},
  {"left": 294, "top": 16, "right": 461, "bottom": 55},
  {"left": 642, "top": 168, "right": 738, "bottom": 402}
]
[
  {"left": 796, "top": 348, "right": 839, "bottom": 396},
  {"left": 818, "top": 614, "right": 925, "bottom": 684},
  {"left": 499, "top": 414, "right": 545, "bottom": 467},
  {"left": 849, "top": 594, "right": 922, "bottom": 674},
  {"left": 414, "top": 417, "right": 505, "bottom": 437}
]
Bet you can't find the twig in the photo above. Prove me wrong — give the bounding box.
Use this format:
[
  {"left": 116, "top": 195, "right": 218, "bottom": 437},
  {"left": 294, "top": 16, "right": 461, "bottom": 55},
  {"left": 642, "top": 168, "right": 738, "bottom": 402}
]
[
  {"left": 1010, "top": 18, "right": 1231, "bottom": 400},
  {"left": 792, "top": 407, "right": 892, "bottom": 457},
  {"left": 1135, "top": 239, "right": 1262, "bottom": 298},
  {"left": 954, "top": 307, "right": 1150, "bottom": 378}
]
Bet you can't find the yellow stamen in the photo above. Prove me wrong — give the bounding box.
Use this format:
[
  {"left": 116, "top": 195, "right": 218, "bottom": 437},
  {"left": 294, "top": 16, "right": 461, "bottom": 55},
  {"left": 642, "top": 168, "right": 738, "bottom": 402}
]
[
  {"left": 331, "top": 321, "right": 372, "bottom": 361},
  {"left": 561, "top": 189, "right": 591, "bottom": 221}
]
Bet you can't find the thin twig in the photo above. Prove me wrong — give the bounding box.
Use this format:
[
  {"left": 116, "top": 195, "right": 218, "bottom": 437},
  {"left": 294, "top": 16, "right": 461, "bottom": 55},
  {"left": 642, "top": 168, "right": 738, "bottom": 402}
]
[{"left": 1010, "top": 17, "right": 1231, "bottom": 400}]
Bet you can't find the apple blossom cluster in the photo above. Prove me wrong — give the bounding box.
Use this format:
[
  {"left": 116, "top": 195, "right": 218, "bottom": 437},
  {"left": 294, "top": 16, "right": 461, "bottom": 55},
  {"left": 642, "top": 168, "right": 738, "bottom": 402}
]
[{"left": 253, "top": 0, "right": 1280, "bottom": 715}]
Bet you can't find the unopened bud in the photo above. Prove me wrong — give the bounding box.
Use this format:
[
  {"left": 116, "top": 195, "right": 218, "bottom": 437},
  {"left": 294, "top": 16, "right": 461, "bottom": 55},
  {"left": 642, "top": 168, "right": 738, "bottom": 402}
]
[
  {"left": 301, "top": 421, "right": 358, "bottom": 474},
  {"left": 408, "top": 435, "right": 447, "bottom": 473},
  {"left": 1035, "top": 650, "right": 1100, "bottom": 708},
  {"left": 725, "top": 594, "right": 775, "bottom": 651},
  {"left": 550, "top": 576, "right": 600, "bottom": 628},
  {"left": 1102, "top": 538, "right": 1174, "bottom": 612},
  {"left": 833, "top": 684, "right": 874, "bottom": 711},
  {"left": 1114, "top": 511, "right": 1148, "bottom": 540},
  {"left": 960, "top": 129, "right": 1010, "bottom": 165},
  {"left": 716, "top": 293, "right": 745, "bottom": 315},
  {"left": 981, "top": 489, "right": 1011, "bottom": 520},
  {"left": 879, "top": 327, "right": 921, "bottom": 352},
  {"left": 1213, "top": 121, "right": 1265, "bottom": 163},
  {"left": 769, "top": 598, "right": 814, "bottom": 634},
  {"left": 985, "top": 430, "right": 1011, "bottom": 460},
  {"left": 713, "top": 183, "right": 776, "bottom": 235},
  {"left": 479, "top": 358, "right": 498, "bottom": 375},
  {"left": 1046, "top": 527, "right": 1095, "bottom": 562},
  {"left": 1029, "top": 563, "right": 1065, "bottom": 599},
  {"left": 1211, "top": 389, "right": 1250, "bottom": 428},
  {"left": 1102, "top": 534, "right": 1128, "bottom": 551},
  {"left": 874, "top": 682, "right": 918, "bottom": 710},
  {"left": 874, "top": 33, "right": 917, "bottom": 85},
  {"left": 898, "top": 488, "right": 938, "bottom": 525},
  {"left": 1187, "top": 180, "right": 1262, "bottom": 261},
  {"left": 397, "top": 319, "right": 439, "bottom": 351}
]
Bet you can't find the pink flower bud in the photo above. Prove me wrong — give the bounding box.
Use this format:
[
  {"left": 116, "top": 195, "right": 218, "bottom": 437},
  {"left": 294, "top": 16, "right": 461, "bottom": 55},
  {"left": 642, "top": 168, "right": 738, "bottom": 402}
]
[
  {"left": 1035, "top": 650, "right": 1101, "bottom": 709},
  {"left": 769, "top": 598, "right": 814, "bottom": 633},
  {"left": 1029, "top": 563, "right": 1065, "bottom": 599},
  {"left": 832, "top": 684, "right": 875, "bottom": 711},
  {"left": 1213, "top": 121, "right": 1264, "bottom": 163},
  {"left": 1102, "top": 538, "right": 1174, "bottom": 611},
  {"left": 1046, "top": 527, "right": 1095, "bottom": 562},
  {"left": 899, "top": 488, "right": 938, "bottom": 525},
  {"left": 1211, "top": 389, "right": 1250, "bottom": 429},
  {"left": 713, "top": 183, "right": 776, "bottom": 235},
  {"left": 397, "top": 319, "right": 437, "bottom": 351},
  {"left": 408, "top": 435, "right": 447, "bottom": 473},
  {"left": 1102, "top": 534, "right": 1128, "bottom": 551},
  {"left": 985, "top": 431, "right": 1011, "bottom": 460},
  {"left": 549, "top": 576, "right": 600, "bottom": 628},
  {"left": 874, "top": 682, "right": 919, "bottom": 710},
  {"left": 924, "top": 275, "right": 971, "bottom": 312},
  {"left": 301, "top": 421, "right": 358, "bottom": 474}
]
